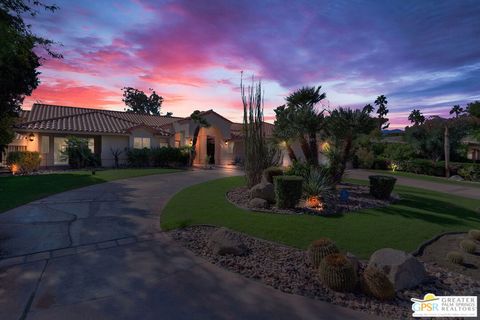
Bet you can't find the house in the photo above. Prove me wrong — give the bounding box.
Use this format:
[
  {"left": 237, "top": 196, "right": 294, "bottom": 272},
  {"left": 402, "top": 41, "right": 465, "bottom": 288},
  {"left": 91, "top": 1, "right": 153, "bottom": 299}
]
[
  {"left": 2, "top": 103, "right": 274, "bottom": 168},
  {"left": 462, "top": 135, "right": 480, "bottom": 161}
]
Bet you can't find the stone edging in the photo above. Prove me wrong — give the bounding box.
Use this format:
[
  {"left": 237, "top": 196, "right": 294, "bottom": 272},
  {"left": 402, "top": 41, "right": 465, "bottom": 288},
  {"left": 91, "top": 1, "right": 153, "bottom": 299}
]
[
  {"left": 411, "top": 231, "right": 466, "bottom": 257},
  {"left": 0, "top": 232, "right": 165, "bottom": 269}
]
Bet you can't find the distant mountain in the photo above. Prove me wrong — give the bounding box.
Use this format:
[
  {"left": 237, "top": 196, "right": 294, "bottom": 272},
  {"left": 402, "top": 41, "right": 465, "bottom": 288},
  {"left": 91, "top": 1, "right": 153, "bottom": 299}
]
[{"left": 382, "top": 129, "right": 404, "bottom": 135}]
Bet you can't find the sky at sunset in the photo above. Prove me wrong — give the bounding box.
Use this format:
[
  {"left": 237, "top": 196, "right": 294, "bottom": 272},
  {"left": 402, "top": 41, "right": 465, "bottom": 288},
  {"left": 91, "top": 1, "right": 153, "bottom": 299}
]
[{"left": 24, "top": 0, "right": 480, "bottom": 128}]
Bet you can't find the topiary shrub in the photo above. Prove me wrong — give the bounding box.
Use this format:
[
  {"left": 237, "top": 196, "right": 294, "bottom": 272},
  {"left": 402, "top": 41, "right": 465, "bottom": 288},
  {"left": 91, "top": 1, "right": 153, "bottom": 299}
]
[
  {"left": 460, "top": 239, "right": 476, "bottom": 253},
  {"left": 318, "top": 253, "right": 357, "bottom": 292},
  {"left": 446, "top": 251, "right": 463, "bottom": 264},
  {"left": 262, "top": 166, "right": 283, "bottom": 183},
  {"left": 6, "top": 151, "right": 41, "bottom": 174},
  {"left": 126, "top": 148, "right": 151, "bottom": 167},
  {"left": 368, "top": 175, "right": 397, "bottom": 199},
  {"left": 308, "top": 238, "right": 339, "bottom": 268},
  {"left": 468, "top": 229, "right": 480, "bottom": 241},
  {"left": 274, "top": 175, "right": 303, "bottom": 209},
  {"left": 361, "top": 267, "right": 395, "bottom": 300}
]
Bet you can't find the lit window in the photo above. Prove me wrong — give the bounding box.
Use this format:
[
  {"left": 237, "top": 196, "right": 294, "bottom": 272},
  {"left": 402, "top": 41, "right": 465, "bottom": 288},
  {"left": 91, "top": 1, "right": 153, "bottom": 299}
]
[
  {"left": 134, "top": 137, "right": 151, "bottom": 149},
  {"left": 88, "top": 138, "right": 94, "bottom": 152},
  {"left": 54, "top": 137, "right": 68, "bottom": 165},
  {"left": 41, "top": 136, "right": 50, "bottom": 154}
]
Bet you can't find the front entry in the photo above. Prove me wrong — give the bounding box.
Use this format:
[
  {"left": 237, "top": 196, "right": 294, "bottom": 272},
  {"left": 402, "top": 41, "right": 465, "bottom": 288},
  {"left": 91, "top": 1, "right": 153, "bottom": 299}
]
[{"left": 206, "top": 136, "right": 215, "bottom": 164}]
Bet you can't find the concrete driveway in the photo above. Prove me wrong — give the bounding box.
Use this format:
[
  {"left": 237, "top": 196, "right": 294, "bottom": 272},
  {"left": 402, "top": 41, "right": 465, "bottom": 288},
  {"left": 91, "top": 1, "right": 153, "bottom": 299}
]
[{"left": 0, "top": 169, "right": 378, "bottom": 320}]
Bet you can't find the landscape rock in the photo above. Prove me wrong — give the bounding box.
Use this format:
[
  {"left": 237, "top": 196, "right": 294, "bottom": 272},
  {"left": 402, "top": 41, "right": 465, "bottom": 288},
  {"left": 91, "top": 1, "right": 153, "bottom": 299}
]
[
  {"left": 449, "top": 175, "right": 464, "bottom": 181},
  {"left": 249, "top": 197, "right": 269, "bottom": 209},
  {"left": 368, "top": 248, "right": 427, "bottom": 291},
  {"left": 208, "top": 227, "right": 248, "bottom": 256},
  {"left": 250, "top": 182, "right": 275, "bottom": 203}
]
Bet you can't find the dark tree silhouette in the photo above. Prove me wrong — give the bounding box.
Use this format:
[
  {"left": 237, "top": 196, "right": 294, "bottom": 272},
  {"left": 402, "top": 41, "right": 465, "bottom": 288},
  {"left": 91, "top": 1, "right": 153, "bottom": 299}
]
[
  {"left": 188, "top": 110, "right": 210, "bottom": 166},
  {"left": 122, "top": 87, "right": 163, "bottom": 115},
  {"left": 374, "top": 95, "right": 389, "bottom": 129},
  {"left": 449, "top": 105, "right": 465, "bottom": 117},
  {"left": 408, "top": 109, "right": 425, "bottom": 126}
]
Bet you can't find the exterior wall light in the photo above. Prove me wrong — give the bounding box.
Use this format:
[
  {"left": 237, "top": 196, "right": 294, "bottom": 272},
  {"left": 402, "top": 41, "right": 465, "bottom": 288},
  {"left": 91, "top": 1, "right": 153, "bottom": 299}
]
[
  {"left": 189, "top": 138, "right": 193, "bottom": 146},
  {"left": 28, "top": 133, "right": 35, "bottom": 142}
]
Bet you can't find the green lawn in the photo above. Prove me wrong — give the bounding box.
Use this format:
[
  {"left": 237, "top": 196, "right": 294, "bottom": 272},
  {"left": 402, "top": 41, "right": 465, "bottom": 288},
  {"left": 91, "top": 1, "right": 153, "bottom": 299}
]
[
  {"left": 367, "top": 169, "right": 480, "bottom": 188},
  {"left": 161, "top": 176, "right": 480, "bottom": 258},
  {"left": 0, "top": 168, "right": 181, "bottom": 213}
]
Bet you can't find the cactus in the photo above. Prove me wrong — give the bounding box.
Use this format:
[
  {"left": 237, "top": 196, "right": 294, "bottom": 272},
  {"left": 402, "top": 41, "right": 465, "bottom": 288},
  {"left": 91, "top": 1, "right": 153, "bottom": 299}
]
[
  {"left": 447, "top": 251, "right": 464, "bottom": 264},
  {"left": 318, "top": 253, "right": 357, "bottom": 292},
  {"left": 361, "top": 267, "right": 395, "bottom": 300},
  {"left": 460, "top": 239, "right": 476, "bottom": 253},
  {"left": 468, "top": 229, "right": 480, "bottom": 241},
  {"left": 308, "top": 238, "right": 340, "bottom": 268}
]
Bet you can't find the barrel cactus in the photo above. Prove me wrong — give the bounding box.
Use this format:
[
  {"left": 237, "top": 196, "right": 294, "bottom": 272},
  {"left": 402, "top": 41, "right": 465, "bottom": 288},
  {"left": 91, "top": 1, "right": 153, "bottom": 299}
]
[
  {"left": 460, "top": 239, "right": 476, "bottom": 253},
  {"left": 308, "top": 238, "right": 340, "bottom": 268},
  {"left": 318, "top": 253, "right": 357, "bottom": 292},
  {"left": 468, "top": 229, "right": 480, "bottom": 241},
  {"left": 447, "top": 251, "right": 463, "bottom": 265},
  {"left": 361, "top": 267, "right": 395, "bottom": 300}
]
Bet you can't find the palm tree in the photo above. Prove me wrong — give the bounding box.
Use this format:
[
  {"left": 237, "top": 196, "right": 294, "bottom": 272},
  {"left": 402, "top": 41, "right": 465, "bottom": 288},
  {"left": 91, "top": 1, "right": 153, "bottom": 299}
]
[
  {"left": 362, "top": 103, "right": 374, "bottom": 114},
  {"left": 326, "top": 108, "right": 376, "bottom": 183},
  {"left": 285, "top": 86, "right": 326, "bottom": 166},
  {"left": 449, "top": 105, "right": 464, "bottom": 117},
  {"left": 374, "top": 95, "right": 389, "bottom": 129},
  {"left": 188, "top": 110, "right": 210, "bottom": 166},
  {"left": 273, "top": 105, "right": 297, "bottom": 162},
  {"left": 408, "top": 109, "right": 425, "bottom": 126}
]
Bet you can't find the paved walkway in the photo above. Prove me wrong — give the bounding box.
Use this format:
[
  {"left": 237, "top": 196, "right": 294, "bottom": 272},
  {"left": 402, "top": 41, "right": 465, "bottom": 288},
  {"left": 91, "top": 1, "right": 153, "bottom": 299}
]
[
  {"left": 347, "top": 169, "right": 479, "bottom": 200},
  {"left": 0, "top": 169, "right": 378, "bottom": 320}
]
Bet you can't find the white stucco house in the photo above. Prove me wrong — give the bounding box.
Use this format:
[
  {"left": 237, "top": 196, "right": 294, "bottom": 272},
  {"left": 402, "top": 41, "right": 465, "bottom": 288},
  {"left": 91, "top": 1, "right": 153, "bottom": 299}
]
[{"left": 1, "top": 103, "right": 274, "bottom": 168}]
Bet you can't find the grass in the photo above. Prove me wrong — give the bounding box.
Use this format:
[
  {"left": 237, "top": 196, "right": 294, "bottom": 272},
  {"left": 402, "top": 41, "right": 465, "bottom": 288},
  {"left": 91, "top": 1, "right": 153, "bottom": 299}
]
[
  {"left": 367, "top": 169, "right": 480, "bottom": 188},
  {"left": 0, "top": 168, "right": 181, "bottom": 213},
  {"left": 161, "top": 176, "right": 480, "bottom": 258}
]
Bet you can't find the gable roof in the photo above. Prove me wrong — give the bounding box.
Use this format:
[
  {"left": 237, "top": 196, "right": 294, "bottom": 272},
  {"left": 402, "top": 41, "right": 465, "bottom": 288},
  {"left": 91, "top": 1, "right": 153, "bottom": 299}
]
[
  {"left": 15, "top": 104, "right": 181, "bottom": 136},
  {"left": 177, "top": 109, "right": 233, "bottom": 124}
]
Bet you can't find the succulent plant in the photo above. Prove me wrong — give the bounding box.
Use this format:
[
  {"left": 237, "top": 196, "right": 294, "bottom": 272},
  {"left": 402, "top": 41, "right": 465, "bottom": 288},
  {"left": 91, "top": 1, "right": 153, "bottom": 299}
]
[
  {"left": 319, "top": 253, "right": 357, "bottom": 292},
  {"left": 447, "top": 251, "right": 464, "bottom": 264},
  {"left": 460, "top": 239, "right": 476, "bottom": 253},
  {"left": 468, "top": 229, "right": 480, "bottom": 241},
  {"left": 361, "top": 267, "right": 395, "bottom": 300},
  {"left": 308, "top": 238, "right": 340, "bottom": 268}
]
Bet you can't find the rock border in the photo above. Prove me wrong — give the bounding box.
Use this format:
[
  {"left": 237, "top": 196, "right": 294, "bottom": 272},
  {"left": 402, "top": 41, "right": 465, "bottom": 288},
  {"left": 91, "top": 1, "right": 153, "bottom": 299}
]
[{"left": 411, "top": 231, "right": 466, "bottom": 257}]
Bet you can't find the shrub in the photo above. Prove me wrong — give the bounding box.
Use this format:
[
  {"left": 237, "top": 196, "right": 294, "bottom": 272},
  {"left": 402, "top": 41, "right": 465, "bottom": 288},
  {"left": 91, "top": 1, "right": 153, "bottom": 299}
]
[
  {"left": 460, "top": 239, "right": 476, "bottom": 253},
  {"left": 127, "top": 148, "right": 150, "bottom": 167},
  {"left": 303, "top": 167, "right": 334, "bottom": 198},
  {"left": 62, "top": 136, "right": 98, "bottom": 169},
  {"left": 372, "top": 157, "right": 389, "bottom": 170},
  {"left": 6, "top": 151, "right": 41, "bottom": 174},
  {"left": 355, "top": 147, "right": 374, "bottom": 169},
  {"left": 262, "top": 166, "right": 283, "bottom": 183},
  {"left": 150, "top": 146, "right": 189, "bottom": 167},
  {"left": 284, "top": 161, "right": 311, "bottom": 178},
  {"left": 308, "top": 238, "right": 339, "bottom": 268},
  {"left": 468, "top": 229, "right": 480, "bottom": 241},
  {"left": 361, "top": 267, "right": 395, "bottom": 300},
  {"left": 318, "top": 253, "right": 357, "bottom": 292},
  {"left": 369, "top": 175, "right": 397, "bottom": 199},
  {"left": 382, "top": 143, "right": 416, "bottom": 162},
  {"left": 446, "top": 251, "right": 463, "bottom": 265},
  {"left": 274, "top": 175, "right": 303, "bottom": 209},
  {"left": 458, "top": 164, "right": 480, "bottom": 181}
]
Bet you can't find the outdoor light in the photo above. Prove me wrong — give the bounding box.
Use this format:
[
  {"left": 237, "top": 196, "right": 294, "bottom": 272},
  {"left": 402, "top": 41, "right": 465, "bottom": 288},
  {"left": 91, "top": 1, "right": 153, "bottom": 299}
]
[
  {"left": 189, "top": 138, "right": 193, "bottom": 146},
  {"left": 224, "top": 140, "right": 229, "bottom": 145},
  {"left": 28, "top": 133, "right": 35, "bottom": 142}
]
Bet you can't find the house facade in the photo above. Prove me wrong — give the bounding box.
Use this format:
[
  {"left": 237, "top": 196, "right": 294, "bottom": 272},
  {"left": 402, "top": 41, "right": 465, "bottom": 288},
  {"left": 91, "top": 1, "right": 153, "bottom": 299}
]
[{"left": 1, "top": 104, "right": 270, "bottom": 168}]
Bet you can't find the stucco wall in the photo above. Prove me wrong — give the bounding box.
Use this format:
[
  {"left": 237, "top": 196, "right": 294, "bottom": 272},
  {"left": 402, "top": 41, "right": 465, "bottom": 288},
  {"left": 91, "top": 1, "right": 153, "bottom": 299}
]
[{"left": 101, "top": 135, "right": 129, "bottom": 167}]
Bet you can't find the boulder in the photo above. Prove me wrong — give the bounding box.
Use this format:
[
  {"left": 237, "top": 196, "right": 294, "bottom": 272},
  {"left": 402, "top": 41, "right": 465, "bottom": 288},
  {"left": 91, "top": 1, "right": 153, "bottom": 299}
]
[
  {"left": 208, "top": 228, "right": 248, "bottom": 256},
  {"left": 449, "top": 175, "right": 464, "bottom": 181},
  {"left": 368, "top": 248, "right": 426, "bottom": 291},
  {"left": 249, "top": 197, "right": 269, "bottom": 209},
  {"left": 250, "top": 182, "right": 275, "bottom": 203}
]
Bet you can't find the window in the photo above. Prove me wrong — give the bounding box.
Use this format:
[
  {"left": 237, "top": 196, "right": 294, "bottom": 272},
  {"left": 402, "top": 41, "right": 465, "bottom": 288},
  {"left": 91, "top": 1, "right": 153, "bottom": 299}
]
[
  {"left": 88, "top": 138, "right": 94, "bottom": 152},
  {"left": 133, "top": 137, "right": 151, "bottom": 149},
  {"left": 159, "top": 142, "right": 169, "bottom": 148},
  {"left": 54, "top": 137, "right": 68, "bottom": 165},
  {"left": 41, "top": 136, "right": 50, "bottom": 154}
]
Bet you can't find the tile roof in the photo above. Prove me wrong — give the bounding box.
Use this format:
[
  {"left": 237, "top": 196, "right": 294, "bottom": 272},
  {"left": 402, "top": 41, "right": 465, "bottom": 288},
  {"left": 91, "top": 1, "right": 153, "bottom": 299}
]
[{"left": 15, "top": 104, "right": 181, "bottom": 136}]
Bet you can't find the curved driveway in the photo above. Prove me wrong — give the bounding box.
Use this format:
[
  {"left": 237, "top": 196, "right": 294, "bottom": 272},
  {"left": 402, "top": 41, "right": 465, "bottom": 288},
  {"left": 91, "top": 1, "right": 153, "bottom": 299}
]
[{"left": 0, "top": 169, "right": 378, "bottom": 320}]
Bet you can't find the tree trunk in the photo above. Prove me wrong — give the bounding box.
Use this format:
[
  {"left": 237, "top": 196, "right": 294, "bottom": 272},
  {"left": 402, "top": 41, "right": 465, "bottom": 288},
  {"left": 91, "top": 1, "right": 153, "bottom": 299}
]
[
  {"left": 308, "top": 132, "right": 319, "bottom": 166},
  {"left": 444, "top": 125, "right": 450, "bottom": 178},
  {"left": 286, "top": 143, "right": 297, "bottom": 162},
  {"left": 335, "top": 138, "right": 352, "bottom": 184},
  {"left": 189, "top": 125, "right": 200, "bottom": 167},
  {"left": 299, "top": 136, "right": 311, "bottom": 164}
]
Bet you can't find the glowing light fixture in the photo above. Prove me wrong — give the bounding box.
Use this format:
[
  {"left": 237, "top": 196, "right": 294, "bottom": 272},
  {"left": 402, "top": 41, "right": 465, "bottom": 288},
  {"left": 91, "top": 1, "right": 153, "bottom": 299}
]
[{"left": 28, "top": 133, "right": 35, "bottom": 142}]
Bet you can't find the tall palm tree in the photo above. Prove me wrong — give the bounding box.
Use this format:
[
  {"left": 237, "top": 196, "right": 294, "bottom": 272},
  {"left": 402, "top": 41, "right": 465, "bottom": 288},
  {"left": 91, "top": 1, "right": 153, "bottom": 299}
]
[
  {"left": 374, "top": 95, "right": 389, "bottom": 129},
  {"left": 273, "top": 105, "right": 297, "bottom": 162},
  {"left": 326, "top": 108, "right": 376, "bottom": 183},
  {"left": 188, "top": 110, "right": 210, "bottom": 166},
  {"left": 362, "top": 103, "right": 374, "bottom": 114},
  {"left": 408, "top": 109, "right": 425, "bottom": 126},
  {"left": 449, "top": 105, "right": 464, "bottom": 117},
  {"left": 285, "top": 86, "right": 326, "bottom": 166}
]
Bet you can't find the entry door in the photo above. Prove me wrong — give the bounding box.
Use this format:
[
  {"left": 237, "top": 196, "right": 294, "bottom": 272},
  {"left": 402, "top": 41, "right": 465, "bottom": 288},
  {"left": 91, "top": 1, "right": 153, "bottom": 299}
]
[{"left": 206, "top": 136, "right": 215, "bottom": 164}]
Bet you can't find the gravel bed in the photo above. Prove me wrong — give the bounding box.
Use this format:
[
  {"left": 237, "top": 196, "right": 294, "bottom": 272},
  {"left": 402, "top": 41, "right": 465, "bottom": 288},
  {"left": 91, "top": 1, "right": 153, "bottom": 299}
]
[
  {"left": 227, "top": 183, "right": 397, "bottom": 215},
  {"left": 169, "top": 225, "right": 480, "bottom": 319}
]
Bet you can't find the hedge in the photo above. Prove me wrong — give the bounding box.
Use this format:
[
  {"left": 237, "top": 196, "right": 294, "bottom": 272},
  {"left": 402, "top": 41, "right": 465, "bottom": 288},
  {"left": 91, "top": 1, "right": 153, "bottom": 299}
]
[
  {"left": 369, "top": 175, "right": 397, "bottom": 200},
  {"left": 127, "top": 146, "right": 190, "bottom": 168},
  {"left": 6, "top": 151, "right": 41, "bottom": 174},
  {"left": 274, "top": 175, "right": 303, "bottom": 209}
]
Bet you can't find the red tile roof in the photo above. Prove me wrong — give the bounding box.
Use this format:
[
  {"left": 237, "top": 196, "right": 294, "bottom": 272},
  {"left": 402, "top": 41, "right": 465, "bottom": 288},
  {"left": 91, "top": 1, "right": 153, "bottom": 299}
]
[{"left": 16, "top": 104, "right": 180, "bottom": 136}]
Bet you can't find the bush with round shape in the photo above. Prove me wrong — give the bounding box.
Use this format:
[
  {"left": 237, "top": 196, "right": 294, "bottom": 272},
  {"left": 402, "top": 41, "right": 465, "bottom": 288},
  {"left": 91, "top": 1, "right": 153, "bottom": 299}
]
[
  {"left": 274, "top": 175, "right": 303, "bottom": 209},
  {"left": 262, "top": 167, "right": 283, "bottom": 183},
  {"left": 460, "top": 239, "right": 476, "bottom": 253},
  {"left": 361, "top": 267, "right": 395, "bottom": 300},
  {"left": 468, "top": 229, "right": 480, "bottom": 241},
  {"left": 446, "top": 251, "right": 464, "bottom": 265},
  {"left": 318, "top": 253, "right": 357, "bottom": 292},
  {"left": 368, "top": 175, "right": 397, "bottom": 199},
  {"left": 308, "top": 238, "right": 339, "bottom": 268},
  {"left": 6, "top": 151, "right": 41, "bottom": 174}
]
